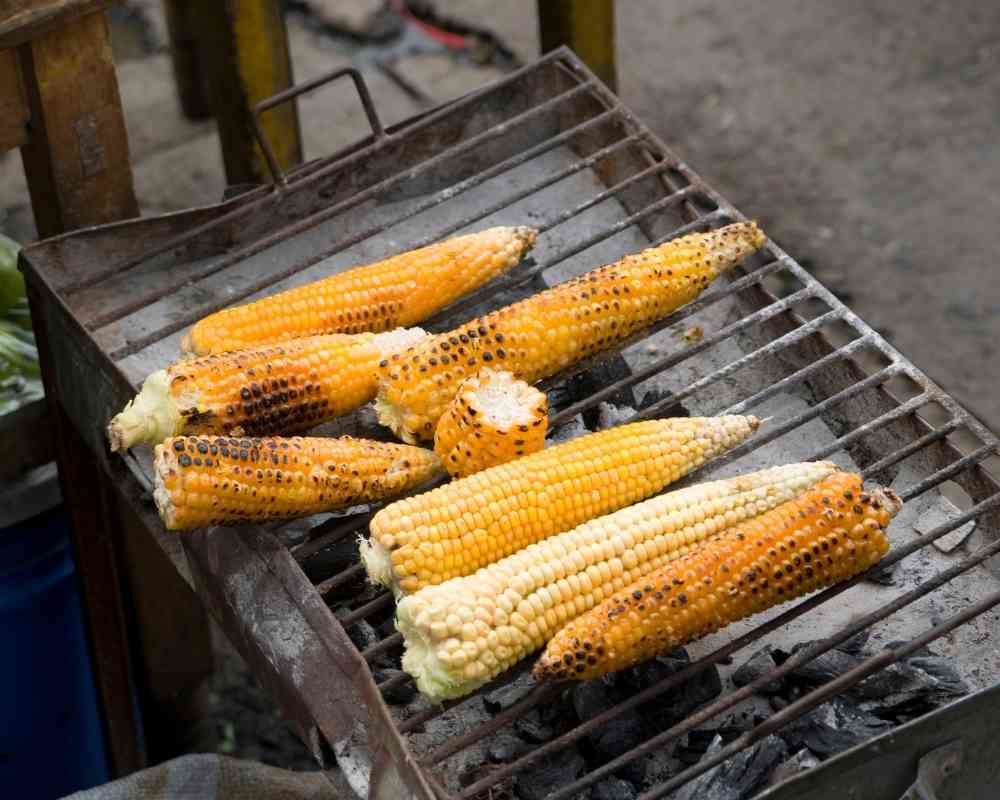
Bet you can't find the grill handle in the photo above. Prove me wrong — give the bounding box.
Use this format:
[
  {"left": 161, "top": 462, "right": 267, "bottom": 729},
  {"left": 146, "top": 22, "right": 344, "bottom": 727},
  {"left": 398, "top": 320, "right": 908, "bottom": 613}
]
[{"left": 251, "top": 66, "right": 386, "bottom": 188}]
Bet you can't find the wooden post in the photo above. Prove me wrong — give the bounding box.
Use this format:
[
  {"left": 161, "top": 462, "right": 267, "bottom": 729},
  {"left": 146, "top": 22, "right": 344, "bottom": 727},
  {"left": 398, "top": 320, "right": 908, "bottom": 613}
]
[
  {"left": 538, "top": 0, "right": 617, "bottom": 91},
  {"left": 192, "top": 0, "right": 302, "bottom": 185},
  {"left": 16, "top": 10, "right": 139, "bottom": 238}
]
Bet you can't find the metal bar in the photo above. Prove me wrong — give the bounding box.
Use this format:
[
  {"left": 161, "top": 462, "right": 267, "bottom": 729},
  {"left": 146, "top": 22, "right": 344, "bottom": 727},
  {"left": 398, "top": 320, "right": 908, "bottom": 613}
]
[
  {"left": 377, "top": 671, "right": 412, "bottom": 694},
  {"left": 457, "top": 495, "right": 1000, "bottom": 798},
  {"left": 809, "top": 392, "right": 938, "bottom": 461},
  {"left": 361, "top": 633, "right": 403, "bottom": 663},
  {"left": 551, "top": 281, "right": 814, "bottom": 426},
  {"left": 898, "top": 441, "right": 998, "bottom": 502},
  {"left": 290, "top": 513, "right": 370, "bottom": 563},
  {"left": 339, "top": 593, "right": 393, "bottom": 628},
  {"left": 314, "top": 562, "right": 365, "bottom": 596},
  {"left": 862, "top": 420, "right": 963, "bottom": 478},
  {"left": 639, "top": 588, "right": 1000, "bottom": 800}
]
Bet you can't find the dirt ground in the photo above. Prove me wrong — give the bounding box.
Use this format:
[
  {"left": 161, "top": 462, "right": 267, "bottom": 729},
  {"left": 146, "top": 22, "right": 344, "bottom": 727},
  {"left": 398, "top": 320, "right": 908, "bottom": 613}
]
[{"left": 3, "top": 0, "right": 998, "bottom": 784}]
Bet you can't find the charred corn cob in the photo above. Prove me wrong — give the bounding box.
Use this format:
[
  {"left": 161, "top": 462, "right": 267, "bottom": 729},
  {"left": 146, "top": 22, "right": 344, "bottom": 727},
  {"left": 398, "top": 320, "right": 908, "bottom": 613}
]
[
  {"left": 182, "top": 227, "right": 537, "bottom": 356},
  {"left": 153, "top": 434, "right": 442, "bottom": 531},
  {"left": 398, "top": 462, "right": 837, "bottom": 700},
  {"left": 107, "top": 328, "right": 428, "bottom": 451},
  {"left": 534, "top": 473, "right": 898, "bottom": 682},
  {"left": 434, "top": 369, "right": 548, "bottom": 478},
  {"left": 375, "top": 222, "right": 765, "bottom": 443},
  {"left": 362, "top": 415, "right": 760, "bottom": 595}
]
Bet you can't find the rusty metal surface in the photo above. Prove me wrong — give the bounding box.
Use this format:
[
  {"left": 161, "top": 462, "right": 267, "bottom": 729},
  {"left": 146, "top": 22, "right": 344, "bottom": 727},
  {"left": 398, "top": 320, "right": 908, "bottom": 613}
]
[{"left": 19, "top": 49, "right": 1000, "bottom": 799}]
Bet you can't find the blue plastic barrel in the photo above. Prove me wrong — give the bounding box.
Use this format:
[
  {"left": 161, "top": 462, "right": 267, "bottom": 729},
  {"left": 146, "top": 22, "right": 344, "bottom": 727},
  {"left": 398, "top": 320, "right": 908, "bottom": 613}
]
[{"left": 0, "top": 465, "right": 110, "bottom": 799}]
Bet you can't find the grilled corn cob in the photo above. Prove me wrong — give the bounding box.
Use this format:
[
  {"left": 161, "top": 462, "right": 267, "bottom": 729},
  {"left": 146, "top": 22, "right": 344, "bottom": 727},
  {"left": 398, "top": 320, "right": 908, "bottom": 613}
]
[
  {"left": 375, "top": 222, "right": 765, "bottom": 443},
  {"left": 534, "top": 473, "right": 898, "bottom": 682},
  {"left": 362, "top": 415, "right": 760, "bottom": 595},
  {"left": 398, "top": 462, "right": 838, "bottom": 700},
  {"left": 434, "top": 369, "right": 548, "bottom": 478},
  {"left": 153, "top": 434, "right": 442, "bottom": 531},
  {"left": 107, "top": 328, "right": 428, "bottom": 451},
  {"left": 182, "top": 226, "right": 537, "bottom": 356}
]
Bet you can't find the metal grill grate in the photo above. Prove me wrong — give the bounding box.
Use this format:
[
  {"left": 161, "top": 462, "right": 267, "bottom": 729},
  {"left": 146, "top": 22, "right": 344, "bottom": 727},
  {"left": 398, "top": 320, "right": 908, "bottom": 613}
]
[{"left": 22, "top": 49, "right": 1000, "bottom": 800}]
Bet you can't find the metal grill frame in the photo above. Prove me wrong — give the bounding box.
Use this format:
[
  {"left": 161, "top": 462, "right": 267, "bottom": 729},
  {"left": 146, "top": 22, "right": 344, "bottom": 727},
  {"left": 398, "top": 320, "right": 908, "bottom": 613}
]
[{"left": 20, "top": 48, "right": 1000, "bottom": 800}]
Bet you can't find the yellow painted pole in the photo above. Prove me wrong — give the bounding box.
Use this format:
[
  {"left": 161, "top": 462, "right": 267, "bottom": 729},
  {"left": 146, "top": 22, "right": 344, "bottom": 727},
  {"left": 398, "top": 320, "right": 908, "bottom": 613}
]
[{"left": 538, "top": 0, "right": 616, "bottom": 91}]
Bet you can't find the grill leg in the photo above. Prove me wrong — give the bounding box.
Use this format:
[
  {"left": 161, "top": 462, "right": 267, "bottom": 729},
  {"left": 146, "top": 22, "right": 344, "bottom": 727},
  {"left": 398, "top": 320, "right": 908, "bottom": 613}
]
[
  {"left": 163, "top": 0, "right": 213, "bottom": 120},
  {"left": 16, "top": 9, "right": 139, "bottom": 238},
  {"left": 538, "top": 0, "right": 617, "bottom": 91},
  {"left": 191, "top": 0, "right": 303, "bottom": 185}
]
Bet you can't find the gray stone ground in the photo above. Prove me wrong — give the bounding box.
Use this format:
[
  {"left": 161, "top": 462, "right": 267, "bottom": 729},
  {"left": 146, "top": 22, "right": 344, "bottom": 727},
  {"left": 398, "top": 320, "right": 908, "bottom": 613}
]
[{"left": 3, "top": 0, "right": 998, "bottom": 779}]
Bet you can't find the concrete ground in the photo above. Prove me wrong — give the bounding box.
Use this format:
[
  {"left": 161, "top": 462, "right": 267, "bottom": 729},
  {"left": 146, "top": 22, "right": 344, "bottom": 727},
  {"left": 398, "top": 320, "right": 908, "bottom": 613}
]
[{"left": 2, "top": 0, "right": 998, "bottom": 777}]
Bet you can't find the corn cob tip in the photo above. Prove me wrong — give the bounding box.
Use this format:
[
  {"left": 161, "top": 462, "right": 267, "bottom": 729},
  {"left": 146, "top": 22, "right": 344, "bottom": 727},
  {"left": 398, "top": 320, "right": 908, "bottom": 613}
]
[
  {"left": 359, "top": 534, "right": 399, "bottom": 595},
  {"left": 108, "top": 370, "right": 181, "bottom": 452},
  {"left": 511, "top": 225, "right": 538, "bottom": 253},
  {"left": 152, "top": 443, "right": 179, "bottom": 528}
]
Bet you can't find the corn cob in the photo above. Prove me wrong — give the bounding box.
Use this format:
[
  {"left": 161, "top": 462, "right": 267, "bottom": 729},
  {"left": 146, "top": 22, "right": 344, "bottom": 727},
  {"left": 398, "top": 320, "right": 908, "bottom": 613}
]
[
  {"left": 375, "top": 222, "right": 765, "bottom": 443},
  {"left": 434, "top": 369, "right": 548, "bottom": 478},
  {"left": 397, "top": 462, "right": 838, "bottom": 701},
  {"left": 182, "top": 227, "right": 537, "bottom": 356},
  {"left": 534, "top": 473, "right": 898, "bottom": 682},
  {"left": 153, "top": 434, "right": 442, "bottom": 531},
  {"left": 362, "top": 415, "right": 760, "bottom": 595},
  {"left": 107, "top": 328, "right": 428, "bottom": 451}
]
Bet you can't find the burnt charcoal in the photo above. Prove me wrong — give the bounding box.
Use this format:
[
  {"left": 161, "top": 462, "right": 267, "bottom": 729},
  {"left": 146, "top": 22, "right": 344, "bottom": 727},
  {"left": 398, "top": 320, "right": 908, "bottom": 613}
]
[
  {"left": 777, "top": 696, "right": 890, "bottom": 757},
  {"left": 616, "top": 749, "right": 676, "bottom": 789},
  {"left": 643, "top": 663, "right": 722, "bottom": 735},
  {"left": 549, "top": 414, "right": 589, "bottom": 445},
  {"left": 572, "top": 677, "right": 619, "bottom": 722},
  {"left": 515, "top": 710, "right": 556, "bottom": 744},
  {"left": 670, "top": 734, "right": 788, "bottom": 800},
  {"left": 301, "top": 537, "right": 361, "bottom": 587},
  {"left": 588, "top": 713, "right": 647, "bottom": 762},
  {"left": 637, "top": 388, "right": 688, "bottom": 418},
  {"left": 788, "top": 646, "right": 863, "bottom": 686},
  {"left": 768, "top": 747, "right": 821, "bottom": 787},
  {"left": 597, "top": 402, "right": 636, "bottom": 430},
  {"left": 908, "top": 656, "right": 968, "bottom": 697},
  {"left": 864, "top": 560, "right": 898, "bottom": 585},
  {"left": 484, "top": 679, "right": 536, "bottom": 713},
  {"left": 343, "top": 619, "right": 379, "bottom": 653},
  {"left": 860, "top": 654, "right": 969, "bottom": 722},
  {"left": 732, "top": 646, "right": 784, "bottom": 694},
  {"left": 373, "top": 669, "right": 417, "bottom": 705},
  {"left": 839, "top": 629, "right": 872, "bottom": 656},
  {"left": 565, "top": 357, "right": 636, "bottom": 428},
  {"left": 849, "top": 662, "right": 915, "bottom": 700},
  {"left": 488, "top": 732, "right": 530, "bottom": 763},
  {"left": 593, "top": 777, "right": 637, "bottom": 800},
  {"left": 675, "top": 728, "right": 744, "bottom": 766},
  {"left": 514, "top": 747, "right": 588, "bottom": 800},
  {"left": 769, "top": 695, "right": 789, "bottom": 712}
]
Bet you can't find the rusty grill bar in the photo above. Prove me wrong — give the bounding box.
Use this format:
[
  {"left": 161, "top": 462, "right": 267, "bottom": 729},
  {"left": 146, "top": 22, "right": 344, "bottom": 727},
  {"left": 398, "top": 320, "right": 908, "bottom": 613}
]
[{"left": 21, "top": 49, "right": 1000, "bottom": 799}]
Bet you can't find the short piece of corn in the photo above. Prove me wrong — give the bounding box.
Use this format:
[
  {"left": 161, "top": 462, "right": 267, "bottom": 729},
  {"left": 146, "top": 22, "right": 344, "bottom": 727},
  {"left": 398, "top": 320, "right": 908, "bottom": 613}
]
[
  {"left": 397, "top": 461, "right": 838, "bottom": 701},
  {"left": 182, "top": 226, "right": 537, "bottom": 356},
  {"left": 153, "top": 434, "right": 442, "bottom": 531},
  {"left": 107, "top": 328, "right": 427, "bottom": 451},
  {"left": 375, "top": 222, "right": 765, "bottom": 442},
  {"left": 534, "top": 473, "right": 899, "bottom": 682},
  {"left": 433, "top": 369, "right": 548, "bottom": 478},
  {"left": 362, "top": 415, "right": 760, "bottom": 595}
]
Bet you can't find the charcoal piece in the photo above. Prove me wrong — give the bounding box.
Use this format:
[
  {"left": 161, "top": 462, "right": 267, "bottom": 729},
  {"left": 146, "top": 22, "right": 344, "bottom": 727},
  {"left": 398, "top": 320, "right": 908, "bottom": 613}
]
[
  {"left": 849, "top": 662, "right": 915, "bottom": 700},
  {"left": 616, "top": 748, "right": 676, "bottom": 790},
  {"left": 777, "top": 696, "right": 890, "bottom": 757},
  {"left": 839, "top": 629, "right": 872, "bottom": 656},
  {"left": 515, "top": 710, "right": 556, "bottom": 744},
  {"left": 373, "top": 669, "right": 416, "bottom": 705},
  {"left": 675, "top": 728, "right": 744, "bottom": 766},
  {"left": 514, "top": 747, "right": 588, "bottom": 800},
  {"left": 788, "top": 646, "right": 863, "bottom": 686},
  {"left": 908, "top": 656, "right": 968, "bottom": 697},
  {"left": 768, "top": 747, "right": 821, "bottom": 787},
  {"left": 587, "top": 713, "right": 646, "bottom": 762},
  {"left": 732, "top": 646, "right": 784, "bottom": 694},
  {"left": 343, "top": 619, "right": 379, "bottom": 653},
  {"left": 860, "top": 654, "right": 969, "bottom": 722},
  {"left": 637, "top": 387, "right": 688, "bottom": 417},
  {"left": 301, "top": 536, "right": 360, "bottom": 586},
  {"left": 548, "top": 414, "right": 589, "bottom": 445},
  {"left": 670, "top": 734, "right": 788, "bottom": 800},
  {"left": 864, "top": 560, "right": 897, "bottom": 585},
  {"left": 564, "top": 357, "right": 636, "bottom": 428},
  {"left": 593, "top": 777, "right": 637, "bottom": 800},
  {"left": 488, "top": 731, "right": 530, "bottom": 763},
  {"left": 637, "top": 659, "right": 722, "bottom": 736},
  {"left": 572, "top": 677, "right": 619, "bottom": 722},
  {"left": 769, "top": 695, "right": 789, "bottom": 713},
  {"left": 484, "top": 679, "right": 536, "bottom": 713}
]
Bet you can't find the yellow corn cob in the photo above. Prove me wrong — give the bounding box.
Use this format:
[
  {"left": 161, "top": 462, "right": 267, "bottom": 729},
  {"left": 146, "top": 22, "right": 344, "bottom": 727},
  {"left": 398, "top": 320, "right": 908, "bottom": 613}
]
[
  {"left": 534, "top": 473, "right": 898, "bottom": 682},
  {"left": 362, "top": 415, "right": 760, "bottom": 595},
  {"left": 398, "top": 462, "right": 838, "bottom": 701},
  {"left": 375, "top": 222, "right": 765, "bottom": 443},
  {"left": 434, "top": 369, "right": 548, "bottom": 478},
  {"left": 182, "top": 226, "right": 537, "bottom": 356},
  {"left": 153, "top": 434, "right": 442, "bottom": 531},
  {"left": 107, "top": 328, "right": 428, "bottom": 451}
]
